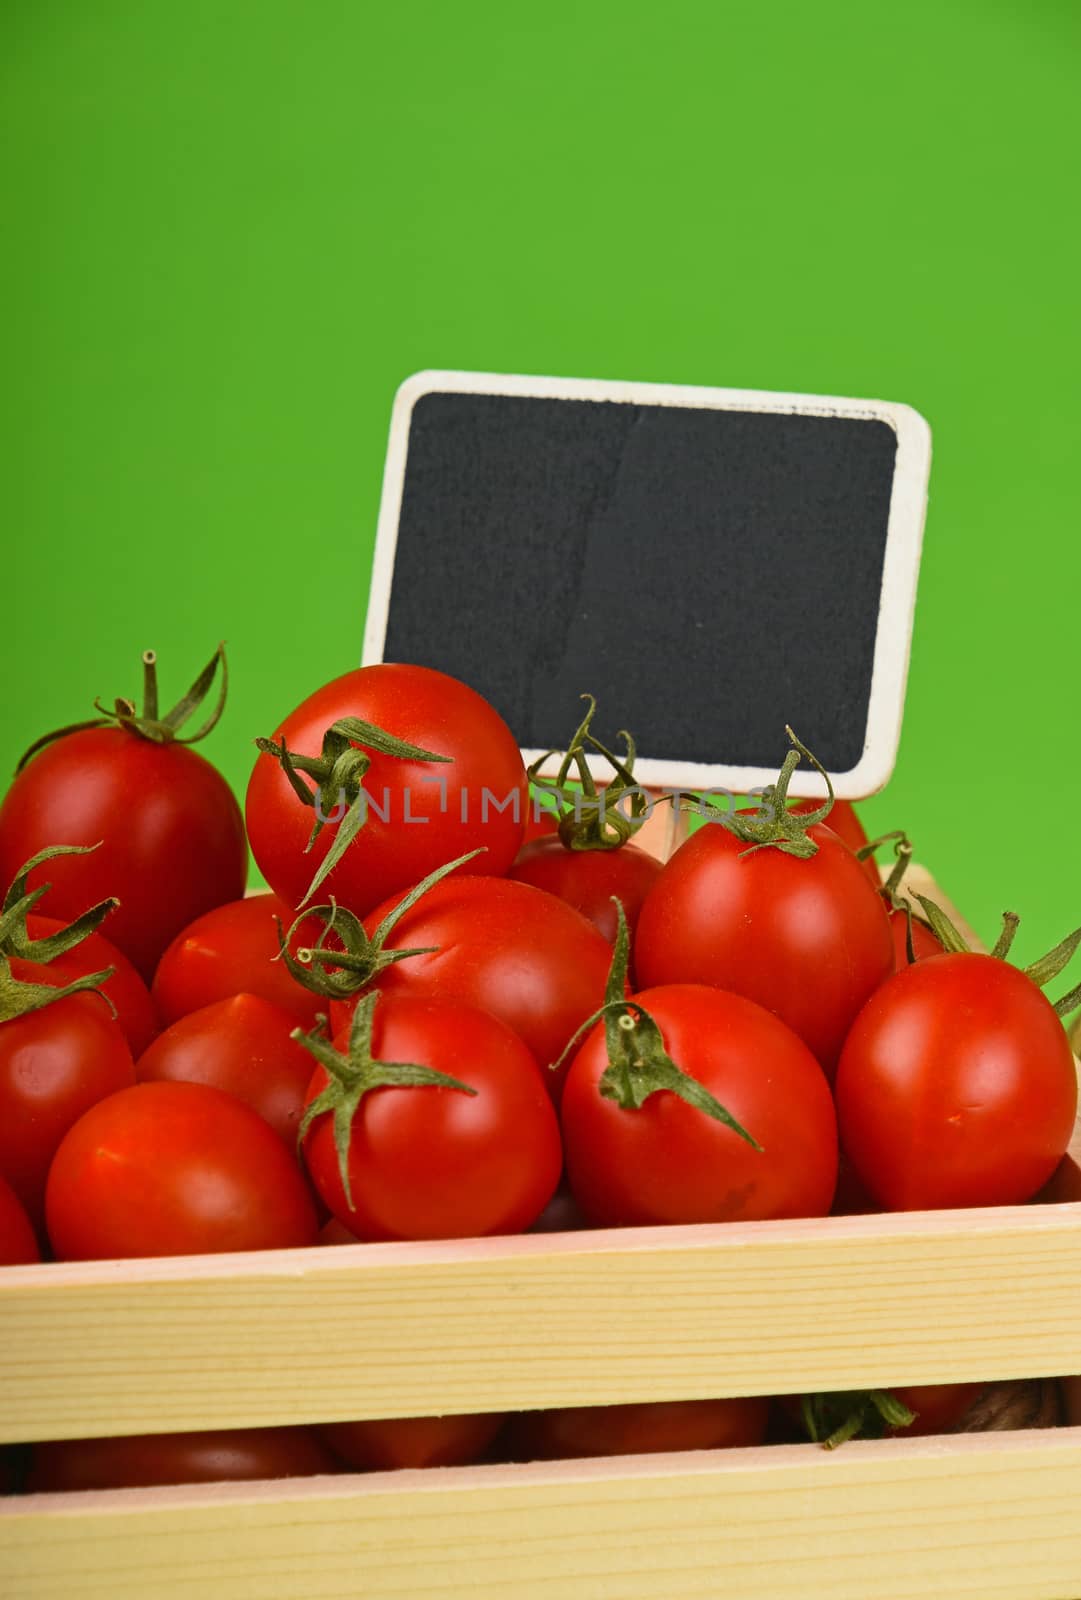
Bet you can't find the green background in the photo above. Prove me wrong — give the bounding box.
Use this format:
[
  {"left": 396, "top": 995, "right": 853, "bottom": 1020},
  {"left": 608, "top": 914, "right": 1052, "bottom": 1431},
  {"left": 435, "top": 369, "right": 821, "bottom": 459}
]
[{"left": 2, "top": 1, "right": 1079, "bottom": 962}]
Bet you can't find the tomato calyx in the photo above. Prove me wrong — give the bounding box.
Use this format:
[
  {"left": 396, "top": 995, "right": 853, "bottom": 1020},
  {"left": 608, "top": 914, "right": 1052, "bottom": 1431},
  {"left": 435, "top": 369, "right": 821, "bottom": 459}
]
[
  {"left": 16, "top": 644, "right": 230, "bottom": 772},
  {"left": 528, "top": 695, "right": 652, "bottom": 851},
  {"left": 799, "top": 1390, "right": 917, "bottom": 1450},
  {"left": 913, "top": 896, "right": 1081, "bottom": 1020},
  {"left": 294, "top": 993, "right": 478, "bottom": 1206},
  {"left": 275, "top": 849, "right": 485, "bottom": 1000},
  {"left": 700, "top": 728, "right": 834, "bottom": 860},
  {"left": 858, "top": 831, "right": 937, "bottom": 964},
  {"left": 255, "top": 718, "right": 453, "bottom": 905},
  {"left": 554, "top": 900, "right": 761, "bottom": 1146},
  {"left": 0, "top": 845, "right": 118, "bottom": 1023}
]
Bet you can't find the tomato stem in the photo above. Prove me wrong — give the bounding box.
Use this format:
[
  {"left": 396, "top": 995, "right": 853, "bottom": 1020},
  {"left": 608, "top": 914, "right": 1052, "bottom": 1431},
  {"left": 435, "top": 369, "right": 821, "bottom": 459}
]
[
  {"left": 552, "top": 899, "right": 761, "bottom": 1146},
  {"left": 527, "top": 695, "right": 655, "bottom": 851},
  {"left": 15, "top": 643, "right": 231, "bottom": 772},
  {"left": 275, "top": 849, "right": 485, "bottom": 1000},
  {"left": 293, "top": 993, "right": 477, "bottom": 1207},
  {"left": 694, "top": 728, "right": 835, "bottom": 860},
  {"left": 255, "top": 716, "right": 453, "bottom": 905},
  {"left": 0, "top": 845, "right": 119, "bottom": 1022},
  {"left": 799, "top": 1390, "right": 917, "bottom": 1450}
]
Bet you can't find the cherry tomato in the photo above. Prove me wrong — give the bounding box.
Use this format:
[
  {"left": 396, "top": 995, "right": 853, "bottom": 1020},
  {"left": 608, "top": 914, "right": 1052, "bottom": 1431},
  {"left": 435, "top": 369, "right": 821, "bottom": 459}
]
[
  {"left": 303, "top": 996, "right": 562, "bottom": 1242},
  {"left": 0, "top": 988, "right": 135, "bottom": 1229},
  {"left": 506, "top": 1396, "right": 769, "bottom": 1460},
  {"left": 135, "top": 994, "right": 316, "bottom": 1147},
  {"left": 0, "top": 1172, "right": 40, "bottom": 1264},
  {"left": 790, "top": 798, "right": 879, "bottom": 884},
  {"left": 0, "top": 729, "right": 247, "bottom": 980},
  {"left": 26, "top": 1427, "right": 337, "bottom": 1491},
  {"left": 331, "top": 878, "right": 613, "bottom": 1101},
  {"left": 24, "top": 913, "right": 159, "bottom": 1058},
  {"left": 561, "top": 984, "right": 838, "bottom": 1227},
  {"left": 320, "top": 1413, "right": 505, "bottom": 1472},
  {"left": 151, "top": 894, "right": 325, "bottom": 1030},
  {"left": 508, "top": 837, "right": 662, "bottom": 944},
  {"left": 835, "top": 953, "right": 1078, "bottom": 1210},
  {"left": 46, "top": 1080, "right": 319, "bottom": 1259},
  {"left": 246, "top": 664, "right": 527, "bottom": 917},
  {"left": 634, "top": 821, "right": 893, "bottom": 1077}
]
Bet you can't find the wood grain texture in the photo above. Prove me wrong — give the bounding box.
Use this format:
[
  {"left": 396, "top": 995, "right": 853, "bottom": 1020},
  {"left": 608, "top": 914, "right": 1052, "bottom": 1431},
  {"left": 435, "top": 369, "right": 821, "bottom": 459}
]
[
  {"left": 5, "top": 862, "right": 1081, "bottom": 1600},
  {"left": 3, "top": 867, "right": 1080, "bottom": 1448},
  {"left": 4, "top": 1200, "right": 1081, "bottom": 1445},
  {"left": 4, "top": 1429, "right": 1081, "bottom": 1600}
]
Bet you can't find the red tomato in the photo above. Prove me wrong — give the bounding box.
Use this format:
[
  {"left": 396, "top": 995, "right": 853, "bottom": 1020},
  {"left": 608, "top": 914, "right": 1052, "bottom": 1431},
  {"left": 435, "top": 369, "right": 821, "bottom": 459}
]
[
  {"left": 331, "top": 878, "right": 613, "bottom": 1100},
  {"left": 0, "top": 1172, "right": 40, "bottom": 1264},
  {"left": 151, "top": 894, "right": 325, "bottom": 1030},
  {"left": 303, "top": 996, "right": 562, "bottom": 1242},
  {"left": 634, "top": 821, "right": 893, "bottom": 1078},
  {"left": 135, "top": 994, "right": 315, "bottom": 1147},
  {"left": 835, "top": 953, "right": 1078, "bottom": 1210},
  {"left": 888, "top": 906, "right": 943, "bottom": 967},
  {"left": 25, "top": 913, "right": 159, "bottom": 1058},
  {"left": 0, "top": 729, "right": 247, "bottom": 980},
  {"left": 508, "top": 837, "right": 662, "bottom": 944},
  {"left": 320, "top": 1413, "right": 505, "bottom": 1472},
  {"left": 561, "top": 984, "right": 838, "bottom": 1227},
  {"left": 46, "top": 1081, "right": 319, "bottom": 1259},
  {"left": 506, "top": 1396, "right": 769, "bottom": 1461},
  {"left": 245, "top": 664, "right": 527, "bottom": 916},
  {"left": 0, "top": 988, "right": 135, "bottom": 1229},
  {"left": 790, "top": 798, "right": 879, "bottom": 884},
  {"left": 26, "top": 1427, "right": 337, "bottom": 1491}
]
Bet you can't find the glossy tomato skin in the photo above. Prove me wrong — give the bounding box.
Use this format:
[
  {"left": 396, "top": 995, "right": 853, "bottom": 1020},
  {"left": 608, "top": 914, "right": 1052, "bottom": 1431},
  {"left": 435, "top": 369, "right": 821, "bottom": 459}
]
[
  {"left": 304, "top": 996, "right": 562, "bottom": 1242},
  {"left": 0, "top": 728, "right": 248, "bottom": 980},
  {"left": 25, "top": 914, "right": 159, "bottom": 1058},
  {"left": 245, "top": 664, "right": 527, "bottom": 918},
  {"left": 26, "top": 1427, "right": 337, "bottom": 1491},
  {"left": 561, "top": 984, "right": 838, "bottom": 1228},
  {"left": 790, "top": 798, "right": 879, "bottom": 885},
  {"left": 151, "top": 894, "right": 325, "bottom": 1030},
  {"left": 0, "top": 1172, "right": 40, "bottom": 1263},
  {"left": 320, "top": 1413, "right": 505, "bottom": 1472},
  {"left": 331, "top": 878, "right": 613, "bottom": 1101},
  {"left": 508, "top": 837, "right": 662, "bottom": 944},
  {"left": 505, "top": 1396, "right": 769, "bottom": 1461},
  {"left": 634, "top": 821, "right": 893, "bottom": 1078},
  {"left": 135, "top": 994, "right": 315, "bottom": 1147},
  {"left": 835, "top": 952, "right": 1078, "bottom": 1211},
  {"left": 46, "top": 1080, "right": 319, "bottom": 1259},
  {"left": 0, "top": 989, "right": 135, "bottom": 1229}
]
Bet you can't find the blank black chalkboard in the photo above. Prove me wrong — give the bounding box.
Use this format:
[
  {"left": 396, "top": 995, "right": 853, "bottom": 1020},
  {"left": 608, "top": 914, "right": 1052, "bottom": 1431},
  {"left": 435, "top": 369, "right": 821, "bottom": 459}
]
[{"left": 365, "top": 374, "right": 930, "bottom": 796}]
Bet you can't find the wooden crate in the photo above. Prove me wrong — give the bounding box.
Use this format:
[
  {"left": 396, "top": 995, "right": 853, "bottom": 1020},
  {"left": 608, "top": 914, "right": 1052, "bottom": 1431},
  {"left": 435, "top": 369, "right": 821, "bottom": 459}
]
[{"left": 3, "top": 866, "right": 1081, "bottom": 1600}]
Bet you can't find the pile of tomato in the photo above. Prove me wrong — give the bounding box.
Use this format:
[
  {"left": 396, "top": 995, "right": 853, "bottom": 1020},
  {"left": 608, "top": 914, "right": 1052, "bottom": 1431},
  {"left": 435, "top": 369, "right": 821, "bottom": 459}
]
[{"left": 1, "top": 647, "right": 1078, "bottom": 1485}]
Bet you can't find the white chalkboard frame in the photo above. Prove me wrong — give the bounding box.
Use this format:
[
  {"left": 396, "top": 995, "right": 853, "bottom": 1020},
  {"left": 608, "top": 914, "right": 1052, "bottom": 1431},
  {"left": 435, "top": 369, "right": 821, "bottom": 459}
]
[{"left": 363, "top": 370, "right": 931, "bottom": 799}]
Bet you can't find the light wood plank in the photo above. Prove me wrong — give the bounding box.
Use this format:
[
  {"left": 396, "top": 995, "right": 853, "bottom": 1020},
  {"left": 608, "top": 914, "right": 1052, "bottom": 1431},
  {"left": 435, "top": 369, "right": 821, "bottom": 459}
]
[
  {"left": 4, "top": 1202, "right": 1081, "bottom": 1444},
  {"left": 4, "top": 1430, "right": 1081, "bottom": 1600}
]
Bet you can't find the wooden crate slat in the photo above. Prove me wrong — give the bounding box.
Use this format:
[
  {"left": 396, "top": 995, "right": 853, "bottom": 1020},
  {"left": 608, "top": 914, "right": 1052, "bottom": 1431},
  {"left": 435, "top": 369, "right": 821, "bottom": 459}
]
[
  {"left": 3, "top": 1202, "right": 1081, "bottom": 1443},
  {"left": 3, "top": 1429, "right": 1081, "bottom": 1600}
]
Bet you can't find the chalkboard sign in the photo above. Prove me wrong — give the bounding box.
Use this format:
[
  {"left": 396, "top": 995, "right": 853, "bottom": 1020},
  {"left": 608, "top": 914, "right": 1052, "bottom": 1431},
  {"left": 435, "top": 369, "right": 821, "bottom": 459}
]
[{"left": 364, "top": 372, "right": 931, "bottom": 798}]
